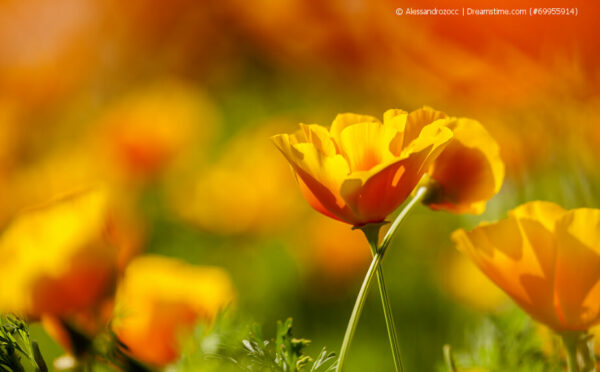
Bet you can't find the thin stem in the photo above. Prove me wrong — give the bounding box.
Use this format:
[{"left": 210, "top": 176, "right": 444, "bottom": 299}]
[
  {"left": 336, "top": 186, "right": 428, "bottom": 372},
  {"left": 442, "top": 345, "right": 457, "bottom": 372},
  {"left": 581, "top": 334, "right": 597, "bottom": 372},
  {"left": 31, "top": 342, "right": 48, "bottom": 372},
  {"left": 562, "top": 333, "right": 579, "bottom": 372},
  {"left": 367, "top": 237, "right": 403, "bottom": 372},
  {"left": 336, "top": 251, "right": 383, "bottom": 372},
  {"left": 561, "top": 332, "right": 597, "bottom": 372}
]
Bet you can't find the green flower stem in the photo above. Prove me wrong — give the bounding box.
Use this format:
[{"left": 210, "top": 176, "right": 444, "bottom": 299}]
[
  {"left": 336, "top": 186, "right": 428, "bottom": 372},
  {"left": 561, "top": 332, "right": 597, "bottom": 372},
  {"left": 32, "top": 342, "right": 48, "bottom": 372},
  {"left": 365, "top": 229, "right": 403, "bottom": 372},
  {"left": 563, "top": 333, "right": 580, "bottom": 372},
  {"left": 335, "top": 253, "right": 381, "bottom": 372},
  {"left": 442, "top": 345, "right": 457, "bottom": 372},
  {"left": 335, "top": 250, "right": 383, "bottom": 372},
  {"left": 581, "top": 336, "right": 597, "bottom": 372}
]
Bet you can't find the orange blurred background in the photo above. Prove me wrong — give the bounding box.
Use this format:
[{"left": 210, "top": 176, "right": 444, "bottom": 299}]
[{"left": 1, "top": 0, "right": 599, "bottom": 370}]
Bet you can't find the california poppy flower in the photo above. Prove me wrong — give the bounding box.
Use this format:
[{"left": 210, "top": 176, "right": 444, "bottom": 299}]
[
  {"left": 0, "top": 188, "right": 116, "bottom": 318},
  {"left": 453, "top": 201, "right": 600, "bottom": 332},
  {"left": 112, "top": 255, "right": 235, "bottom": 366},
  {"left": 272, "top": 109, "right": 453, "bottom": 226},
  {"left": 172, "top": 123, "right": 302, "bottom": 236},
  {"left": 411, "top": 107, "right": 504, "bottom": 214},
  {"left": 95, "top": 79, "right": 217, "bottom": 179}
]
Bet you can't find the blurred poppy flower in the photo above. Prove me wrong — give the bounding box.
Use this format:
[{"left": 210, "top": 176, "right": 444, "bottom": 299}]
[
  {"left": 272, "top": 109, "right": 453, "bottom": 226},
  {"left": 415, "top": 107, "right": 504, "bottom": 214},
  {"left": 112, "top": 255, "right": 235, "bottom": 366},
  {"left": 38, "top": 205, "right": 144, "bottom": 356},
  {"left": 94, "top": 79, "right": 218, "bottom": 180},
  {"left": 453, "top": 201, "right": 600, "bottom": 332},
  {"left": 0, "top": 143, "right": 104, "bottom": 227},
  {"left": 0, "top": 140, "right": 147, "bottom": 258},
  {"left": 0, "top": 188, "right": 116, "bottom": 318},
  {"left": 171, "top": 123, "right": 302, "bottom": 235}
]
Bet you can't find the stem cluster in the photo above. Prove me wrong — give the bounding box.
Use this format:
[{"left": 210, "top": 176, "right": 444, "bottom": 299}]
[
  {"left": 562, "top": 332, "right": 597, "bottom": 372},
  {"left": 336, "top": 187, "right": 428, "bottom": 372}
]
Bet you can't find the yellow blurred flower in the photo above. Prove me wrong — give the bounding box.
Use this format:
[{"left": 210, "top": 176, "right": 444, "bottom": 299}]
[
  {"left": 453, "top": 201, "right": 600, "bottom": 332},
  {"left": 0, "top": 144, "right": 103, "bottom": 225},
  {"left": 0, "top": 142, "right": 147, "bottom": 264},
  {"left": 112, "top": 255, "right": 235, "bottom": 366},
  {"left": 0, "top": 142, "right": 145, "bottom": 351},
  {"left": 94, "top": 79, "right": 218, "bottom": 180},
  {"left": 416, "top": 107, "right": 504, "bottom": 214},
  {"left": 272, "top": 109, "right": 453, "bottom": 226},
  {"left": 172, "top": 124, "right": 301, "bottom": 235},
  {"left": 0, "top": 188, "right": 116, "bottom": 318}
]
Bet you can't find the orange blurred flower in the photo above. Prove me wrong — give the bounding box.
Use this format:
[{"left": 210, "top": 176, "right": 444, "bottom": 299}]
[
  {"left": 0, "top": 186, "right": 144, "bottom": 358},
  {"left": 0, "top": 141, "right": 147, "bottom": 260},
  {"left": 0, "top": 143, "right": 105, "bottom": 227},
  {"left": 112, "top": 255, "right": 235, "bottom": 366},
  {"left": 453, "top": 201, "right": 600, "bottom": 332},
  {"left": 0, "top": 188, "right": 116, "bottom": 318},
  {"left": 94, "top": 79, "right": 218, "bottom": 180},
  {"left": 416, "top": 107, "right": 504, "bottom": 214},
  {"left": 272, "top": 109, "right": 453, "bottom": 225}
]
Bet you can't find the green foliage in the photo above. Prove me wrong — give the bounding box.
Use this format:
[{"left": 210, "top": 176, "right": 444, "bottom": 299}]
[
  {"left": 177, "top": 316, "right": 336, "bottom": 372},
  {"left": 440, "top": 308, "right": 564, "bottom": 372},
  {"left": 243, "top": 319, "right": 336, "bottom": 372},
  {"left": 0, "top": 315, "right": 47, "bottom": 372}
]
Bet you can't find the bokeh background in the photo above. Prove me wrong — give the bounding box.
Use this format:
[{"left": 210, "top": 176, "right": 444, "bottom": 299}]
[{"left": 1, "top": 0, "right": 599, "bottom": 370}]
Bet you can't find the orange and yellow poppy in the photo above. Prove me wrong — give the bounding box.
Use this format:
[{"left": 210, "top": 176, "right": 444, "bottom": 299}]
[
  {"left": 272, "top": 108, "right": 453, "bottom": 225},
  {"left": 112, "top": 255, "right": 235, "bottom": 366},
  {"left": 0, "top": 188, "right": 116, "bottom": 318},
  {"left": 417, "top": 107, "right": 504, "bottom": 214},
  {"left": 453, "top": 201, "right": 600, "bottom": 332}
]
